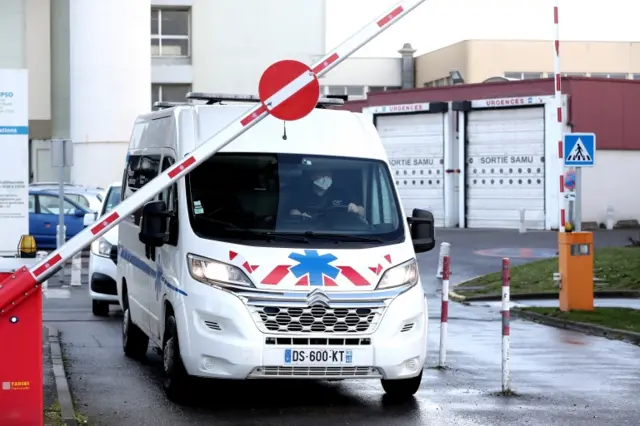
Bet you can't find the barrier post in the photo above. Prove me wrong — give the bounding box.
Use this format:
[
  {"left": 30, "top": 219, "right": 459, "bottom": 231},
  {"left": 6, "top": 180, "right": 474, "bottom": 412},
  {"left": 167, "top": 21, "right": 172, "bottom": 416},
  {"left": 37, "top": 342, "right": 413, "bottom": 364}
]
[
  {"left": 0, "top": 268, "right": 43, "bottom": 426},
  {"left": 436, "top": 242, "right": 451, "bottom": 278},
  {"left": 439, "top": 255, "right": 450, "bottom": 367},
  {"left": 501, "top": 258, "right": 511, "bottom": 393}
]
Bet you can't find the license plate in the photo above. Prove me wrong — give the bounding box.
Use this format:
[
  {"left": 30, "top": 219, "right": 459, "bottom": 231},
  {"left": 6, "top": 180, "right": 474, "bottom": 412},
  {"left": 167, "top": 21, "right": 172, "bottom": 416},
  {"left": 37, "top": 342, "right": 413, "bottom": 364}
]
[{"left": 284, "top": 348, "right": 352, "bottom": 365}]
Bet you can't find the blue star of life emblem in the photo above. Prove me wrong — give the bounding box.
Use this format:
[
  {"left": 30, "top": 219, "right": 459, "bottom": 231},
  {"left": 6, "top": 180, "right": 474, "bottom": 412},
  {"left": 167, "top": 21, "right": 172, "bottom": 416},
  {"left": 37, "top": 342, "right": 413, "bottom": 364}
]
[{"left": 288, "top": 250, "right": 340, "bottom": 286}]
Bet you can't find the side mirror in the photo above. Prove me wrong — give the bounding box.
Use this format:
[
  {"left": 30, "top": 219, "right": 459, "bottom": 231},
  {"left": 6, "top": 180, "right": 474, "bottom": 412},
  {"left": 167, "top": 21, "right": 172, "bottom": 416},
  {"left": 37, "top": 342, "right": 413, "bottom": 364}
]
[
  {"left": 139, "top": 200, "right": 169, "bottom": 247},
  {"left": 74, "top": 208, "right": 86, "bottom": 218},
  {"left": 407, "top": 208, "right": 435, "bottom": 253},
  {"left": 83, "top": 212, "right": 97, "bottom": 227}
]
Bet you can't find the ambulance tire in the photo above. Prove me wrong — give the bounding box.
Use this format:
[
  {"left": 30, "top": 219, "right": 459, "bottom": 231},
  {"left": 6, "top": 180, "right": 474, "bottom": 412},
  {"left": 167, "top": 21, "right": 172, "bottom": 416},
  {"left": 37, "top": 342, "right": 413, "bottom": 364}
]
[
  {"left": 122, "top": 294, "right": 149, "bottom": 359},
  {"left": 380, "top": 369, "right": 422, "bottom": 400},
  {"left": 92, "top": 300, "right": 109, "bottom": 317},
  {"left": 163, "top": 315, "right": 190, "bottom": 403}
]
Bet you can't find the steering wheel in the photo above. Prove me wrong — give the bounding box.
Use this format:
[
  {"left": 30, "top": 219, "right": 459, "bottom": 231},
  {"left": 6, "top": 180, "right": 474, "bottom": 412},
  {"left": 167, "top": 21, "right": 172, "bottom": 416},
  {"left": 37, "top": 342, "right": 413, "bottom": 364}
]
[
  {"left": 318, "top": 204, "right": 370, "bottom": 227},
  {"left": 320, "top": 205, "right": 350, "bottom": 215}
]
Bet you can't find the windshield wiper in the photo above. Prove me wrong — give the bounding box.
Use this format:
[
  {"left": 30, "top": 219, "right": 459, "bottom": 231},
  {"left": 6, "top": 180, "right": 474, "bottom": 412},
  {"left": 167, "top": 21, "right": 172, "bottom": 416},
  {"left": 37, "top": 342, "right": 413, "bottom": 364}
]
[
  {"left": 252, "top": 231, "right": 310, "bottom": 244},
  {"left": 303, "top": 231, "right": 383, "bottom": 243}
]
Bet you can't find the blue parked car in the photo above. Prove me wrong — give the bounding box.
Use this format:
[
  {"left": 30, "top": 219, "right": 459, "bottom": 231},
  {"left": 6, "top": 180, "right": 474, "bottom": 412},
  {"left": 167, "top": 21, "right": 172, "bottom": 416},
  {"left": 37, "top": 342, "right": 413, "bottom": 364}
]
[{"left": 29, "top": 189, "right": 92, "bottom": 249}]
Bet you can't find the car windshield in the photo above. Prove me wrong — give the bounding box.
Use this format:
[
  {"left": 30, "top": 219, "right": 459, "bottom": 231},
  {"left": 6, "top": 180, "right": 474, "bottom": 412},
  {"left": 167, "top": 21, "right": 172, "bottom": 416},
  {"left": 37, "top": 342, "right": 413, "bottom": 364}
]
[
  {"left": 101, "top": 186, "right": 121, "bottom": 215},
  {"left": 185, "top": 153, "right": 404, "bottom": 246}
]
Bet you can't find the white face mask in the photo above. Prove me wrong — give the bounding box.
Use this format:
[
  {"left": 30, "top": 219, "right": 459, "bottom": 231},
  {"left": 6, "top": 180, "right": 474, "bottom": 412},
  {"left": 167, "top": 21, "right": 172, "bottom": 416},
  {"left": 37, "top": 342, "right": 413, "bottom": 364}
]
[{"left": 313, "top": 176, "right": 332, "bottom": 191}]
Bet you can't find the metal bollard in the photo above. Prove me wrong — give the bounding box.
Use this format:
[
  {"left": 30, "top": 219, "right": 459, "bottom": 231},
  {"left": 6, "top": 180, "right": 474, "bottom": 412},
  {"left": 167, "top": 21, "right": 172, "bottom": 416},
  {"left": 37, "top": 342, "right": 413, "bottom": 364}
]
[
  {"left": 519, "top": 209, "right": 526, "bottom": 233},
  {"left": 606, "top": 206, "right": 614, "bottom": 230},
  {"left": 36, "top": 251, "right": 48, "bottom": 289},
  {"left": 70, "top": 252, "right": 82, "bottom": 287},
  {"left": 436, "top": 242, "right": 451, "bottom": 278},
  {"left": 501, "top": 258, "right": 511, "bottom": 393},
  {"left": 439, "top": 255, "right": 450, "bottom": 367}
]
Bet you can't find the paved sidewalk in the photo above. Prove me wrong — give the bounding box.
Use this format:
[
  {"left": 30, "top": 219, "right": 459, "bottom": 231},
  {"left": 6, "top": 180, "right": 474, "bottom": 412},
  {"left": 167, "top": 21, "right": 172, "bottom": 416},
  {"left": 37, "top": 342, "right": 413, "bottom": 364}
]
[{"left": 43, "top": 326, "right": 58, "bottom": 425}]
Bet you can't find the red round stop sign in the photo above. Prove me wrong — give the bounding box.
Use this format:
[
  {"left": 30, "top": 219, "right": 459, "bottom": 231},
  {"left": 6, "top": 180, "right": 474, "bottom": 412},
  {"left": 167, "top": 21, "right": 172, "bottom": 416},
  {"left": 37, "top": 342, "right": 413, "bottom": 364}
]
[{"left": 258, "top": 59, "right": 320, "bottom": 121}]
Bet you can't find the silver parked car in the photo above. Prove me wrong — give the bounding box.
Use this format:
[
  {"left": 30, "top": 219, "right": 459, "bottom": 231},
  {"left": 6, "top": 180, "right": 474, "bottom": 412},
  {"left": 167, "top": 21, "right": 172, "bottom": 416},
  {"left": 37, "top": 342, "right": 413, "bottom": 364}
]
[{"left": 29, "top": 182, "right": 104, "bottom": 214}]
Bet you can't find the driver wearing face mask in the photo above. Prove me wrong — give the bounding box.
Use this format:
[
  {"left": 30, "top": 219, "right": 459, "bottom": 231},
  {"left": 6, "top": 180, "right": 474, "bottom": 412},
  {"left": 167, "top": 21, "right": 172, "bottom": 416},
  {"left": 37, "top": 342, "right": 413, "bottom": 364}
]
[{"left": 290, "top": 170, "right": 365, "bottom": 218}]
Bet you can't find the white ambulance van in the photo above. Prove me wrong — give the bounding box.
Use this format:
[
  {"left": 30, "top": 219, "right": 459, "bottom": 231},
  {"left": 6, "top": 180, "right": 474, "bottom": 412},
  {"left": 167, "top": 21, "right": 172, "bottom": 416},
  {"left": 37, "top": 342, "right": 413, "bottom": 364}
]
[{"left": 116, "top": 93, "right": 436, "bottom": 402}]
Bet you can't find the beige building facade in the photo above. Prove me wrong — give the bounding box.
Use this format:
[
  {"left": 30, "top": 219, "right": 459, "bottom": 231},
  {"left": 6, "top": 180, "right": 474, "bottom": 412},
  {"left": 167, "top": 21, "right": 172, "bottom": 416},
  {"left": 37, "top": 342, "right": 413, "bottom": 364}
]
[{"left": 415, "top": 40, "right": 640, "bottom": 87}]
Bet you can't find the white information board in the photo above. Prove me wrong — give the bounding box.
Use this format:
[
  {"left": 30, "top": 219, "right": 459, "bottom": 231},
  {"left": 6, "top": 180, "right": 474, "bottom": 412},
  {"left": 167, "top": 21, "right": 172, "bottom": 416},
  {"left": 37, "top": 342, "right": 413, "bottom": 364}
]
[{"left": 0, "top": 69, "right": 29, "bottom": 256}]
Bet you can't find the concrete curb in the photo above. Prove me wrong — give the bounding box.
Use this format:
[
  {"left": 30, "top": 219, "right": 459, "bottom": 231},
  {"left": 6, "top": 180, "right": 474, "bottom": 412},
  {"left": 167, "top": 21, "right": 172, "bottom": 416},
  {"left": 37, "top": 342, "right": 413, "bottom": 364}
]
[
  {"left": 449, "top": 290, "right": 467, "bottom": 303},
  {"left": 449, "top": 290, "right": 640, "bottom": 303},
  {"left": 512, "top": 309, "right": 640, "bottom": 346},
  {"left": 44, "top": 325, "right": 77, "bottom": 426},
  {"left": 447, "top": 275, "right": 484, "bottom": 304}
]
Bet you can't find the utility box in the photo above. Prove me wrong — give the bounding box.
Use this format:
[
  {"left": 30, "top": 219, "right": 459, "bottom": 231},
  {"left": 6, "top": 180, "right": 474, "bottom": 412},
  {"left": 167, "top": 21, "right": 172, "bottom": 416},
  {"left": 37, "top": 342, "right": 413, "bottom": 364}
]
[{"left": 558, "top": 232, "right": 594, "bottom": 312}]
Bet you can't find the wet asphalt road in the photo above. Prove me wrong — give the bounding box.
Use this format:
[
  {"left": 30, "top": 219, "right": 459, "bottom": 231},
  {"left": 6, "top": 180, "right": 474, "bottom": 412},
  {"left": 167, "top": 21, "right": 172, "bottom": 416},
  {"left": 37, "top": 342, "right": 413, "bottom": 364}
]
[{"left": 43, "top": 230, "right": 640, "bottom": 425}]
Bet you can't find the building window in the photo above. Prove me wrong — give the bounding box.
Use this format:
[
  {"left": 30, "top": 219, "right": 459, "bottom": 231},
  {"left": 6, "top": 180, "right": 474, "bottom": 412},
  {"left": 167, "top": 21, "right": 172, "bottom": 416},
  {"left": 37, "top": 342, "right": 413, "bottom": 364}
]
[
  {"left": 522, "top": 72, "right": 543, "bottom": 80},
  {"left": 590, "top": 72, "right": 627, "bottom": 79},
  {"left": 369, "top": 86, "right": 402, "bottom": 93},
  {"left": 504, "top": 72, "right": 543, "bottom": 80},
  {"left": 152, "top": 84, "right": 192, "bottom": 106},
  {"left": 504, "top": 72, "right": 522, "bottom": 79},
  {"left": 323, "top": 85, "right": 366, "bottom": 100},
  {"left": 151, "top": 8, "right": 190, "bottom": 57},
  {"left": 423, "top": 77, "right": 452, "bottom": 87},
  {"left": 545, "top": 72, "right": 589, "bottom": 78}
]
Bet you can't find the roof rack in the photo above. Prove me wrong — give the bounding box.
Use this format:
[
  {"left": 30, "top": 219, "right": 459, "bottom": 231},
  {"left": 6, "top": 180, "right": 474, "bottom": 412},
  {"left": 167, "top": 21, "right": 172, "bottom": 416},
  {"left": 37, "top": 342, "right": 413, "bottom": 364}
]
[
  {"left": 153, "top": 101, "right": 188, "bottom": 110},
  {"left": 185, "top": 92, "right": 344, "bottom": 108}
]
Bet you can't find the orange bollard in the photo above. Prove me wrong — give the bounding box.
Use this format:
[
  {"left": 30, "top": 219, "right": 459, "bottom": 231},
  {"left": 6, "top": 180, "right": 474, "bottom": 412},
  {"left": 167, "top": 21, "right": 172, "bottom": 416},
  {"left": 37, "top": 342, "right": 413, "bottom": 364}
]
[{"left": 558, "top": 232, "right": 594, "bottom": 312}]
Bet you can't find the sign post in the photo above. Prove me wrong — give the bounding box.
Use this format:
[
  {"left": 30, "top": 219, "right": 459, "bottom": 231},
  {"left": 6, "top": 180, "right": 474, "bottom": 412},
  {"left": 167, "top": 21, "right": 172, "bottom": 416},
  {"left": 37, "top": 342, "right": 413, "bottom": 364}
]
[
  {"left": 0, "top": 2, "right": 427, "bottom": 424},
  {"left": 51, "top": 139, "right": 74, "bottom": 249},
  {"left": 563, "top": 132, "right": 596, "bottom": 231},
  {"left": 51, "top": 139, "right": 74, "bottom": 285}
]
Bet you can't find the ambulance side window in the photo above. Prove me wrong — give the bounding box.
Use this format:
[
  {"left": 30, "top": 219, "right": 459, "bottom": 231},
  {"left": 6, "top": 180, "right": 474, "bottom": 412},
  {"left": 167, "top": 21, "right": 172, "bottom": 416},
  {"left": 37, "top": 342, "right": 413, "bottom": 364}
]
[
  {"left": 160, "top": 156, "right": 179, "bottom": 245},
  {"left": 124, "top": 154, "right": 161, "bottom": 225}
]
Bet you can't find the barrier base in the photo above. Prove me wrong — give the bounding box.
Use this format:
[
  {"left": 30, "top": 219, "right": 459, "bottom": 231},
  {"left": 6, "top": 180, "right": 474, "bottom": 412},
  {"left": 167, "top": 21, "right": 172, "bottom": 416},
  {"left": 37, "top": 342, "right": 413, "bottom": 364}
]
[{"left": 0, "top": 270, "right": 43, "bottom": 426}]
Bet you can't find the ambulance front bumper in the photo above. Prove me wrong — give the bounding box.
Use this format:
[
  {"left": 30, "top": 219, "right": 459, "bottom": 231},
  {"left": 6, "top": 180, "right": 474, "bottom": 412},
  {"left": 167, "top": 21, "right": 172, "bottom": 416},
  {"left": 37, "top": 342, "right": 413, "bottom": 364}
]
[{"left": 177, "top": 281, "right": 428, "bottom": 381}]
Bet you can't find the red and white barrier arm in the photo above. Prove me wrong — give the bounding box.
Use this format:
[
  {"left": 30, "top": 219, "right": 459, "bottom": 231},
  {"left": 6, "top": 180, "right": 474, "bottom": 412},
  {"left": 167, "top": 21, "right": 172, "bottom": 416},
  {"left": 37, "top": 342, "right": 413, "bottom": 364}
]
[{"left": 0, "top": 0, "right": 427, "bottom": 312}]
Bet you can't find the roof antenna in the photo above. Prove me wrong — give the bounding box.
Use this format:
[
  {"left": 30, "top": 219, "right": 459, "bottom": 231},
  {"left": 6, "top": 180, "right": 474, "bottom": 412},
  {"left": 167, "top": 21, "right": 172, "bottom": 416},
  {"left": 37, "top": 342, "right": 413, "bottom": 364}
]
[{"left": 282, "top": 121, "right": 287, "bottom": 140}]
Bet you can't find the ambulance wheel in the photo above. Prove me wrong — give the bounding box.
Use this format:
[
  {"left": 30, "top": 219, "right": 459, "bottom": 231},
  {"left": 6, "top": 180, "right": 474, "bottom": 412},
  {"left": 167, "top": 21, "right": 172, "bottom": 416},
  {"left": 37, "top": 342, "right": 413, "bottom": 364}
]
[
  {"left": 122, "top": 294, "right": 148, "bottom": 359},
  {"left": 163, "top": 315, "right": 190, "bottom": 403},
  {"left": 380, "top": 369, "right": 422, "bottom": 399},
  {"left": 92, "top": 300, "right": 109, "bottom": 317}
]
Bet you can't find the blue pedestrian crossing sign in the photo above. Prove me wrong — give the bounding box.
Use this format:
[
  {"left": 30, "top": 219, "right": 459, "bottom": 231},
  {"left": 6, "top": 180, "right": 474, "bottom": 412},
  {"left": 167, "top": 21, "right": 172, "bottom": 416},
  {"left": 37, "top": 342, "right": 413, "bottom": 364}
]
[{"left": 563, "top": 133, "right": 596, "bottom": 167}]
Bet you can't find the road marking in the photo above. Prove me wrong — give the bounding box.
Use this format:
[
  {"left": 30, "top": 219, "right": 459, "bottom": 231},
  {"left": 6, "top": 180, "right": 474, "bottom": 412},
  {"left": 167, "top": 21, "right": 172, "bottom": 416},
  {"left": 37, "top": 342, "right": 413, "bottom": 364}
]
[{"left": 43, "top": 289, "right": 70, "bottom": 299}]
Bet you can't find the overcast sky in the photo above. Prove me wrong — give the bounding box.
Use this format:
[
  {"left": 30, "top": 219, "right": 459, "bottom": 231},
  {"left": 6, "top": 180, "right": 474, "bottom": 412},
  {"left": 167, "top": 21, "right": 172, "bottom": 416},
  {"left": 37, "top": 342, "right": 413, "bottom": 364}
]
[{"left": 326, "top": 0, "right": 640, "bottom": 57}]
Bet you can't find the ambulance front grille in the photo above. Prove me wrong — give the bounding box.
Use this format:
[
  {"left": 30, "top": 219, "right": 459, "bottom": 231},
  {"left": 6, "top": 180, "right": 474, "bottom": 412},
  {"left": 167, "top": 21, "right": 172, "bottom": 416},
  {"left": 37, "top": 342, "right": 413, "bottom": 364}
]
[{"left": 250, "top": 305, "right": 384, "bottom": 334}]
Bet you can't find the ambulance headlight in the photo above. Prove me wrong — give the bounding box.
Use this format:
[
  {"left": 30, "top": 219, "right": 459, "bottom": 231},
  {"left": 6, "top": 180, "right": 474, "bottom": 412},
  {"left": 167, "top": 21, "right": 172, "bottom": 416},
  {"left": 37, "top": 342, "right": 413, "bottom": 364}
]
[
  {"left": 187, "top": 254, "right": 254, "bottom": 288},
  {"left": 376, "top": 258, "right": 419, "bottom": 290},
  {"left": 91, "top": 237, "right": 112, "bottom": 258}
]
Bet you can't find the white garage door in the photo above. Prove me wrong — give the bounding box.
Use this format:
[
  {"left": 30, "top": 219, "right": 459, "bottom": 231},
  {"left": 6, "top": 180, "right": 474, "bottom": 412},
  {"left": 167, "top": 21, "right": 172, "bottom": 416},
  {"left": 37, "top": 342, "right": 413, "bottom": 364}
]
[
  {"left": 376, "top": 113, "right": 445, "bottom": 226},
  {"left": 465, "top": 107, "right": 545, "bottom": 229}
]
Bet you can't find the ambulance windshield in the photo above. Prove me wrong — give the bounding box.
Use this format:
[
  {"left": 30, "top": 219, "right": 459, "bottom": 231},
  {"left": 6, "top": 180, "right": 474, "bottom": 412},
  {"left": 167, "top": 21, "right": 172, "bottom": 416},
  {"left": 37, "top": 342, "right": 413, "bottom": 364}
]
[{"left": 185, "top": 153, "right": 404, "bottom": 247}]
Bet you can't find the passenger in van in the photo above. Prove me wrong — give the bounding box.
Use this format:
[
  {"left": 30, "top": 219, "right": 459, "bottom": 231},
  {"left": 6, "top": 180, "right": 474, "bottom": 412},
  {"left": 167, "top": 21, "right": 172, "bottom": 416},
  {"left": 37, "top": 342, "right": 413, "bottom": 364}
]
[{"left": 289, "top": 169, "right": 365, "bottom": 219}]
